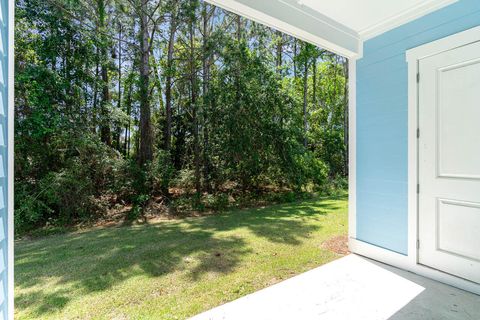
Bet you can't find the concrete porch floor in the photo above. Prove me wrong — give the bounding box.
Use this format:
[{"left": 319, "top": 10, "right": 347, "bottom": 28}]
[{"left": 191, "top": 254, "right": 480, "bottom": 320}]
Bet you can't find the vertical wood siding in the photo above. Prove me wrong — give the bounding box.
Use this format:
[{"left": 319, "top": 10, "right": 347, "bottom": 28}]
[
  {"left": 356, "top": 0, "right": 480, "bottom": 254},
  {"left": 0, "top": 0, "right": 8, "bottom": 318}
]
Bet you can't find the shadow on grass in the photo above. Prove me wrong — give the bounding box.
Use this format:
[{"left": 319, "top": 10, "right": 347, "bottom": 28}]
[{"left": 14, "top": 195, "right": 345, "bottom": 317}]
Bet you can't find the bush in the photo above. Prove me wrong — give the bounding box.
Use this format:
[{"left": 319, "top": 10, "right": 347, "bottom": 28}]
[
  {"left": 203, "top": 193, "right": 230, "bottom": 211},
  {"left": 148, "top": 150, "right": 174, "bottom": 195},
  {"left": 285, "top": 151, "right": 329, "bottom": 190},
  {"left": 127, "top": 194, "right": 150, "bottom": 221},
  {"left": 14, "top": 183, "right": 53, "bottom": 233},
  {"left": 15, "top": 137, "right": 124, "bottom": 233},
  {"left": 111, "top": 159, "right": 146, "bottom": 203},
  {"left": 173, "top": 169, "right": 196, "bottom": 191}
]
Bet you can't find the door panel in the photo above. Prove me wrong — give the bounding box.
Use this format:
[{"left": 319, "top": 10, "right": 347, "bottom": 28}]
[
  {"left": 437, "top": 58, "right": 480, "bottom": 179},
  {"left": 418, "top": 40, "right": 480, "bottom": 284},
  {"left": 437, "top": 198, "right": 480, "bottom": 262}
]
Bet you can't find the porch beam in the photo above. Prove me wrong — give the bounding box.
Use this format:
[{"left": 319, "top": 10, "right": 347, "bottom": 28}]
[{"left": 204, "top": 0, "right": 362, "bottom": 58}]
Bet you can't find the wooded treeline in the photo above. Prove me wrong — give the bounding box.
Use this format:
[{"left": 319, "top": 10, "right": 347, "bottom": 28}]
[{"left": 15, "top": 0, "right": 348, "bottom": 233}]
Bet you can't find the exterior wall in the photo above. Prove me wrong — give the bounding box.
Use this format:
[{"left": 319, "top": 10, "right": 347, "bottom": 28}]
[
  {"left": 356, "top": 0, "right": 480, "bottom": 255},
  {"left": 0, "top": 0, "right": 11, "bottom": 319}
]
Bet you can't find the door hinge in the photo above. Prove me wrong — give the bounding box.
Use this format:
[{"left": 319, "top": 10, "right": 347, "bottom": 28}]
[
  {"left": 417, "top": 72, "right": 420, "bottom": 83},
  {"left": 417, "top": 128, "right": 420, "bottom": 139},
  {"left": 417, "top": 239, "right": 420, "bottom": 249},
  {"left": 417, "top": 184, "right": 420, "bottom": 194}
]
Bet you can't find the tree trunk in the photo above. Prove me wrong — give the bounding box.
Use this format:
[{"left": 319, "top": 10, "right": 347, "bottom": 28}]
[
  {"left": 202, "top": 3, "right": 212, "bottom": 193},
  {"left": 236, "top": 14, "right": 241, "bottom": 42},
  {"left": 99, "top": 0, "right": 111, "bottom": 146},
  {"left": 293, "top": 39, "right": 297, "bottom": 78},
  {"left": 116, "top": 22, "right": 123, "bottom": 151},
  {"left": 276, "top": 30, "right": 282, "bottom": 74},
  {"left": 92, "top": 46, "right": 99, "bottom": 134},
  {"left": 190, "top": 12, "right": 201, "bottom": 195},
  {"left": 235, "top": 15, "right": 242, "bottom": 104},
  {"left": 164, "top": 11, "right": 177, "bottom": 152},
  {"left": 303, "top": 57, "right": 308, "bottom": 148},
  {"left": 125, "top": 79, "right": 133, "bottom": 157},
  {"left": 138, "top": 0, "right": 153, "bottom": 166},
  {"left": 100, "top": 61, "right": 111, "bottom": 145}
]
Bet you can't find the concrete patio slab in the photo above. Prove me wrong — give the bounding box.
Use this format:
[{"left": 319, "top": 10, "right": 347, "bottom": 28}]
[{"left": 191, "top": 254, "right": 480, "bottom": 320}]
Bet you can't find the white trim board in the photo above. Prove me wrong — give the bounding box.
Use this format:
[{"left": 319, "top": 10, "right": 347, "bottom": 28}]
[
  {"left": 350, "top": 239, "right": 480, "bottom": 295},
  {"left": 204, "top": 0, "right": 459, "bottom": 58},
  {"left": 406, "top": 25, "right": 480, "bottom": 61},
  {"left": 204, "top": 0, "right": 362, "bottom": 58},
  {"left": 360, "top": 0, "right": 458, "bottom": 40},
  {"left": 348, "top": 59, "right": 356, "bottom": 239}
]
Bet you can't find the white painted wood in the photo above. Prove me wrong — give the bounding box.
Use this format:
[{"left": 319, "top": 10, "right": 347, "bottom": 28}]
[
  {"left": 204, "top": 0, "right": 361, "bottom": 58},
  {"left": 406, "top": 25, "right": 480, "bottom": 62},
  {"left": 348, "top": 59, "right": 356, "bottom": 240},
  {"left": 349, "top": 239, "right": 411, "bottom": 269},
  {"left": 403, "top": 25, "right": 480, "bottom": 294},
  {"left": 350, "top": 239, "right": 480, "bottom": 295},
  {"left": 300, "top": 0, "right": 458, "bottom": 40},
  {"left": 435, "top": 59, "right": 480, "bottom": 179},
  {"left": 206, "top": 0, "right": 458, "bottom": 58},
  {"left": 407, "top": 56, "right": 419, "bottom": 267},
  {"left": 358, "top": 0, "right": 458, "bottom": 40},
  {"left": 418, "top": 41, "right": 480, "bottom": 284}
]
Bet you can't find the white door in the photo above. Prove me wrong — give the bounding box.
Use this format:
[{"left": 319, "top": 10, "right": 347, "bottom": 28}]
[{"left": 418, "top": 40, "right": 480, "bottom": 284}]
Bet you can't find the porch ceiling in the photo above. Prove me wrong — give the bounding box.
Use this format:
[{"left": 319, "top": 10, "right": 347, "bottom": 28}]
[{"left": 204, "top": 0, "right": 457, "bottom": 58}]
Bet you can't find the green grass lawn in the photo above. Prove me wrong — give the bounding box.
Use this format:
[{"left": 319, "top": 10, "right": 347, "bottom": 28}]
[{"left": 15, "top": 194, "right": 348, "bottom": 319}]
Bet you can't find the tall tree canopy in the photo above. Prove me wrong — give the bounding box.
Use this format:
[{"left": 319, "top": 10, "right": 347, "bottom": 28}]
[{"left": 15, "top": 0, "right": 348, "bottom": 233}]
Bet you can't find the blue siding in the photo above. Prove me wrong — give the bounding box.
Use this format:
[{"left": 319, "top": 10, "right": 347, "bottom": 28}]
[
  {"left": 356, "top": 0, "right": 480, "bottom": 254},
  {"left": 0, "top": 0, "right": 8, "bottom": 318}
]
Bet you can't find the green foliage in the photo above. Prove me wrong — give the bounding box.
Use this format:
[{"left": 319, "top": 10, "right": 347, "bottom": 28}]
[
  {"left": 203, "top": 193, "right": 230, "bottom": 211},
  {"left": 148, "top": 150, "right": 175, "bottom": 194},
  {"left": 14, "top": 0, "right": 348, "bottom": 233},
  {"left": 294, "top": 152, "right": 329, "bottom": 188},
  {"left": 210, "top": 39, "right": 306, "bottom": 190},
  {"left": 15, "top": 137, "right": 123, "bottom": 232},
  {"left": 128, "top": 194, "right": 151, "bottom": 221},
  {"left": 173, "top": 169, "right": 196, "bottom": 191}
]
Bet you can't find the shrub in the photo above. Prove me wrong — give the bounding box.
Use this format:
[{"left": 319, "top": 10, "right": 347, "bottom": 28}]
[
  {"left": 148, "top": 150, "right": 174, "bottom": 195},
  {"left": 127, "top": 194, "right": 150, "bottom": 221},
  {"left": 285, "top": 151, "right": 329, "bottom": 190},
  {"left": 15, "top": 137, "right": 123, "bottom": 233},
  {"left": 173, "top": 169, "right": 196, "bottom": 191},
  {"left": 203, "top": 193, "right": 230, "bottom": 211}
]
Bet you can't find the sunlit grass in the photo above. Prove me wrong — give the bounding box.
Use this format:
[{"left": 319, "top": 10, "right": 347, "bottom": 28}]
[{"left": 15, "top": 194, "right": 348, "bottom": 319}]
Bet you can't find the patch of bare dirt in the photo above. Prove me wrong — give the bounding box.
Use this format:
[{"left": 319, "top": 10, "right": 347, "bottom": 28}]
[{"left": 322, "top": 235, "right": 349, "bottom": 255}]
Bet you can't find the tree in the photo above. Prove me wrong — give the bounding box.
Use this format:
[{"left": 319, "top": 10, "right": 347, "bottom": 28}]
[
  {"left": 15, "top": 0, "right": 348, "bottom": 232},
  {"left": 164, "top": 1, "right": 178, "bottom": 153},
  {"left": 137, "top": 0, "right": 154, "bottom": 166},
  {"left": 98, "top": 0, "right": 112, "bottom": 146},
  {"left": 188, "top": 0, "right": 202, "bottom": 195}
]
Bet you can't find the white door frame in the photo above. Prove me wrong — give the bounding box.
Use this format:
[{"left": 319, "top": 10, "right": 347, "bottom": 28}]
[
  {"left": 405, "top": 25, "right": 480, "bottom": 293},
  {"left": 347, "top": 25, "right": 480, "bottom": 295}
]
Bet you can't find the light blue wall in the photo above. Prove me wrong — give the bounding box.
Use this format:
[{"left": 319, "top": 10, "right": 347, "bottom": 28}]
[
  {"left": 356, "top": 0, "right": 480, "bottom": 254},
  {"left": 0, "top": 0, "right": 8, "bottom": 318}
]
